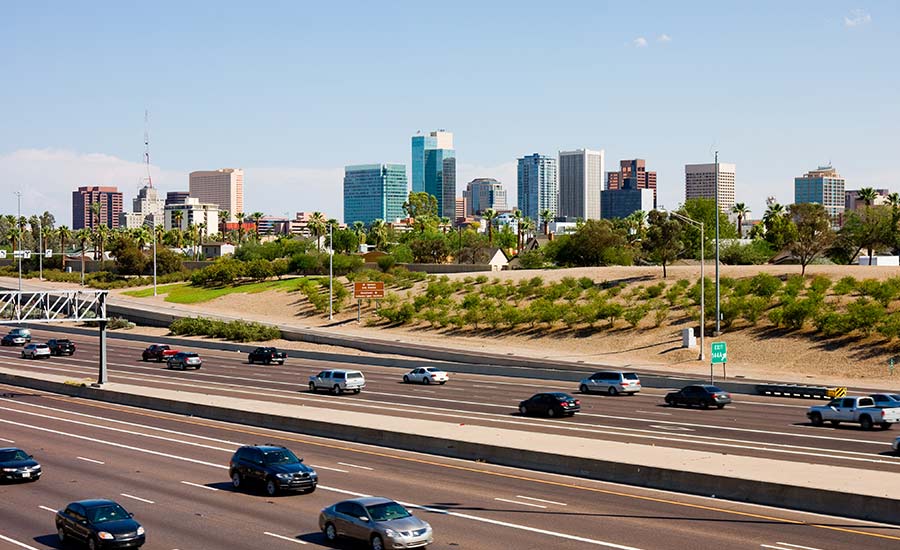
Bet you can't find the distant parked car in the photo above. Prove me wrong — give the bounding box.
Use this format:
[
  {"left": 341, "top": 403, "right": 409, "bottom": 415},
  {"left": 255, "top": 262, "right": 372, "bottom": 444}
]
[
  {"left": 142, "top": 344, "right": 179, "bottom": 362},
  {"left": 403, "top": 367, "right": 449, "bottom": 385},
  {"left": 229, "top": 444, "right": 317, "bottom": 496},
  {"left": 1, "top": 334, "right": 27, "bottom": 346},
  {"left": 665, "top": 385, "right": 732, "bottom": 409},
  {"left": 319, "top": 497, "right": 433, "bottom": 550},
  {"left": 55, "top": 499, "right": 145, "bottom": 549},
  {"left": 7, "top": 328, "right": 31, "bottom": 342},
  {"left": 894, "top": 435, "right": 900, "bottom": 454},
  {"left": 519, "top": 392, "right": 581, "bottom": 418},
  {"left": 309, "top": 370, "right": 366, "bottom": 394},
  {"left": 21, "top": 343, "right": 51, "bottom": 360},
  {"left": 47, "top": 338, "right": 76, "bottom": 356},
  {"left": 579, "top": 371, "right": 641, "bottom": 396},
  {"left": 0, "top": 447, "right": 41, "bottom": 482},
  {"left": 869, "top": 394, "right": 900, "bottom": 408},
  {"left": 248, "top": 347, "right": 287, "bottom": 365},
  {"left": 167, "top": 352, "right": 202, "bottom": 370}
]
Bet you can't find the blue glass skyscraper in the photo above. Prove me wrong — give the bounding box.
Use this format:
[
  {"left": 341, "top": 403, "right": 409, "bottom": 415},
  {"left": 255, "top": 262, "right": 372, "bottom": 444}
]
[
  {"left": 343, "top": 164, "right": 408, "bottom": 226},
  {"left": 517, "top": 153, "right": 558, "bottom": 221},
  {"left": 411, "top": 130, "right": 456, "bottom": 219}
]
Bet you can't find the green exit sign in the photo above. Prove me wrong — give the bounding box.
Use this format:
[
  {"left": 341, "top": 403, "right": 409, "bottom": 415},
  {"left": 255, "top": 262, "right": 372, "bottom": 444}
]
[{"left": 711, "top": 342, "right": 727, "bottom": 364}]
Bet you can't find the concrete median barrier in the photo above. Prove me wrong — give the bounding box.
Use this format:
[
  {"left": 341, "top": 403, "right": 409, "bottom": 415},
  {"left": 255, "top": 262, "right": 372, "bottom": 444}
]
[{"left": 1, "top": 368, "right": 898, "bottom": 526}]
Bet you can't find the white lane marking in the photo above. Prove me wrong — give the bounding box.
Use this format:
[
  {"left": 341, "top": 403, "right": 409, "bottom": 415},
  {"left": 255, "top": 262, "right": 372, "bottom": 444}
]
[
  {"left": 38, "top": 505, "right": 57, "bottom": 513},
  {"left": 472, "top": 385, "right": 498, "bottom": 389},
  {"left": 120, "top": 493, "right": 155, "bottom": 504},
  {"left": 0, "top": 533, "right": 41, "bottom": 550},
  {"left": 775, "top": 544, "right": 825, "bottom": 550},
  {"left": 308, "top": 464, "right": 349, "bottom": 473},
  {"left": 516, "top": 495, "right": 567, "bottom": 506},
  {"left": 495, "top": 497, "right": 547, "bottom": 509},
  {"left": 181, "top": 481, "right": 220, "bottom": 491},
  {"left": 337, "top": 462, "right": 374, "bottom": 470},
  {"left": 263, "top": 532, "right": 307, "bottom": 544},
  {"left": 76, "top": 456, "right": 105, "bottom": 464},
  {"left": 649, "top": 425, "right": 694, "bottom": 432},
  {"left": 0, "top": 437, "right": 14, "bottom": 442},
  {"left": 761, "top": 546, "right": 794, "bottom": 550}
]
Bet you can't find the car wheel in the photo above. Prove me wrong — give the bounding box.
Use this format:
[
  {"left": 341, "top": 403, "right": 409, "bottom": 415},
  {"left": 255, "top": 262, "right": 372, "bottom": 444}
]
[
  {"left": 423, "top": 376, "right": 431, "bottom": 385},
  {"left": 265, "top": 478, "right": 278, "bottom": 496},
  {"left": 860, "top": 415, "right": 874, "bottom": 431},
  {"left": 57, "top": 526, "right": 66, "bottom": 543},
  {"left": 829, "top": 420, "right": 840, "bottom": 427},
  {"left": 264, "top": 359, "right": 271, "bottom": 365},
  {"left": 324, "top": 522, "right": 337, "bottom": 542},
  {"left": 332, "top": 385, "right": 342, "bottom": 395},
  {"left": 547, "top": 408, "right": 556, "bottom": 418},
  {"left": 716, "top": 404, "right": 725, "bottom": 409},
  {"left": 810, "top": 412, "right": 824, "bottom": 426},
  {"left": 579, "top": 384, "right": 589, "bottom": 394},
  {"left": 248, "top": 358, "right": 254, "bottom": 364},
  {"left": 231, "top": 471, "right": 242, "bottom": 490},
  {"left": 519, "top": 405, "right": 528, "bottom": 416},
  {"left": 665, "top": 397, "right": 674, "bottom": 406},
  {"left": 88, "top": 537, "right": 98, "bottom": 550},
  {"left": 607, "top": 387, "right": 619, "bottom": 396},
  {"left": 354, "top": 389, "right": 361, "bottom": 394},
  {"left": 309, "top": 382, "right": 316, "bottom": 392},
  {"left": 700, "top": 401, "right": 710, "bottom": 410},
  {"left": 371, "top": 534, "right": 385, "bottom": 550},
  {"left": 439, "top": 381, "right": 446, "bottom": 385},
  {"left": 403, "top": 375, "right": 410, "bottom": 383}
]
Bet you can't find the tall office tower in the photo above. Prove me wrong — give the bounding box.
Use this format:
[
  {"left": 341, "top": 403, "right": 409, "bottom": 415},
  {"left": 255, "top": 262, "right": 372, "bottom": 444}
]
[
  {"left": 455, "top": 197, "right": 467, "bottom": 220},
  {"left": 463, "top": 178, "right": 508, "bottom": 216},
  {"left": 685, "top": 162, "right": 736, "bottom": 212},
  {"left": 120, "top": 184, "right": 165, "bottom": 228},
  {"left": 189, "top": 168, "right": 244, "bottom": 221},
  {"left": 795, "top": 165, "right": 846, "bottom": 228},
  {"left": 411, "top": 130, "right": 456, "bottom": 218},
  {"left": 164, "top": 198, "right": 219, "bottom": 237},
  {"left": 411, "top": 130, "right": 453, "bottom": 193},
  {"left": 606, "top": 159, "right": 657, "bottom": 208},
  {"left": 72, "top": 186, "right": 123, "bottom": 230},
  {"left": 558, "top": 149, "right": 604, "bottom": 220},
  {"left": 343, "top": 164, "right": 408, "bottom": 225},
  {"left": 517, "top": 153, "right": 558, "bottom": 221}
]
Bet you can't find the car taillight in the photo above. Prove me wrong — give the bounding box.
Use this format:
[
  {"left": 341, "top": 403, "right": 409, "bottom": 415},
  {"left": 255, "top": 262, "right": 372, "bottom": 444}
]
[{"left": 574, "top": 400, "right": 580, "bottom": 405}]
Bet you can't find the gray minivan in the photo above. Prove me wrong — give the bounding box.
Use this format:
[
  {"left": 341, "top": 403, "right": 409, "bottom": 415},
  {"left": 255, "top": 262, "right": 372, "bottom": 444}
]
[{"left": 579, "top": 371, "right": 641, "bottom": 396}]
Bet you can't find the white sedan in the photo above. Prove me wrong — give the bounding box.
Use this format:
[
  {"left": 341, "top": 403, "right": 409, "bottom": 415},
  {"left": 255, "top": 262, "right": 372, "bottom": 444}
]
[
  {"left": 403, "top": 367, "right": 449, "bottom": 385},
  {"left": 21, "top": 343, "right": 51, "bottom": 359}
]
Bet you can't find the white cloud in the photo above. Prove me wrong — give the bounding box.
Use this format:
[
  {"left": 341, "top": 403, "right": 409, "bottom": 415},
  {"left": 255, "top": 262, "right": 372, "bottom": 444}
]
[
  {"left": 657, "top": 34, "right": 672, "bottom": 43},
  {"left": 633, "top": 37, "right": 648, "bottom": 48},
  {"left": 844, "top": 9, "right": 872, "bottom": 27}
]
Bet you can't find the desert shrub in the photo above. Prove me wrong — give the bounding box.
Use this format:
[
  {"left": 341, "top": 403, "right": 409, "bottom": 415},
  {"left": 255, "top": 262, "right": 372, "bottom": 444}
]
[
  {"left": 877, "top": 312, "right": 900, "bottom": 339},
  {"left": 832, "top": 276, "right": 857, "bottom": 295},
  {"left": 864, "top": 277, "right": 900, "bottom": 306},
  {"left": 665, "top": 284, "right": 684, "bottom": 306},
  {"left": 377, "top": 302, "right": 416, "bottom": 324},
  {"left": 643, "top": 282, "right": 666, "bottom": 299},
  {"left": 169, "top": 317, "right": 279, "bottom": 342},
  {"left": 720, "top": 297, "right": 744, "bottom": 329},
  {"left": 808, "top": 275, "right": 832, "bottom": 296},
  {"left": 720, "top": 240, "right": 775, "bottom": 265},
  {"left": 596, "top": 300, "right": 624, "bottom": 327},
  {"left": 578, "top": 276, "right": 594, "bottom": 290},
  {"left": 814, "top": 310, "right": 852, "bottom": 338},
  {"left": 426, "top": 280, "right": 456, "bottom": 300},
  {"left": 720, "top": 277, "right": 735, "bottom": 290},
  {"left": 652, "top": 302, "right": 668, "bottom": 327},
  {"left": 730, "top": 278, "right": 752, "bottom": 297},
  {"left": 474, "top": 275, "right": 489, "bottom": 284},
  {"left": 529, "top": 298, "right": 563, "bottom": 327},
  {"left": 389, "top": 244, "right": 414, "bottom": 264},
  {"left": 245, "top": 259, "right": 273, "bottom": 282},
  {"left": 845, "top": 298, "right": 886, "bottom": 336},
  {"left": 500, "top": 304, "right": 524, "bottom": 328},
  {"left": 605, "top": 283, "right": 624, "bottom": 297},
  {"left": 775, "top": 298, "right": 821, "bottom": 330},
  {"left": 377, "top": 255, "right": 396, "bottom": 273},
  {"left": 623, "top": 304, "right": 650, "bottom": 328},
  {"left": 781, "top": 275, "right": 806, "bottom": 299},
  {"left": 742, "top": 296, "right": 769, "bottom": 325},
  {"left": 749, "top": 273, "right": 782, "bottom": 297}
]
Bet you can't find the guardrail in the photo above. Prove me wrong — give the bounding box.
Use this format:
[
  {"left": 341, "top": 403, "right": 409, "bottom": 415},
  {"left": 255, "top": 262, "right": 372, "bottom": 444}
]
[{"left": 756, "top": 384, "right": 847, "bottom": 399}]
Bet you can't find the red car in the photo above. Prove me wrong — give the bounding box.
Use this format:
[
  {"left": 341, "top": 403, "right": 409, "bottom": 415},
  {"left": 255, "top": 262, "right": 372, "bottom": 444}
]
[{"left": 142, "top": 344, "right": 179, "bottom": 362}]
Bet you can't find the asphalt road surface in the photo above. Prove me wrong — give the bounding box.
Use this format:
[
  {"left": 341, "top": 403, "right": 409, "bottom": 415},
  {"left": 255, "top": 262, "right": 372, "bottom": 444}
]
[
  {"left": 1, "top": 327, "right": 899, "bottom": 475},
  {"left": 1, "top": 385, "right": 899, "bottom": 550}
]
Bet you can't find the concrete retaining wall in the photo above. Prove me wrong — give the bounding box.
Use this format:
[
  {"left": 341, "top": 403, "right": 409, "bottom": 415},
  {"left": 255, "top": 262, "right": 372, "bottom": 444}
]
[{"left": 2, "top": 370, "right": 897, "bottom": 526}]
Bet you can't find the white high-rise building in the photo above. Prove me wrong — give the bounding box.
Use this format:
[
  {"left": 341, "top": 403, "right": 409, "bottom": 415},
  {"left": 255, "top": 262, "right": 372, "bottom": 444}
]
[
  {"left": 189, "top": 168, "right": 244, "bottom": 222},
  {"left": 558, "top": 149, "right": 605, "bottom": 220},
  {"left": 685, "top": 162, "right": 736, "bottom": 212},
  {"left": 119, "top": 185, "right": 164, "bottom": 229},
  {"left": 164, "top": 197, "right": 219, "bottom": 237}
]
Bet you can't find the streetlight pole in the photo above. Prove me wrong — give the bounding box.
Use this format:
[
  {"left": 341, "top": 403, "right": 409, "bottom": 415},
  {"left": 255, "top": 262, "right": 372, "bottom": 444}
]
[
  {"left": 714, "top": 150, "right": 721, "bottom": 336},
  {"left": 38, "top": 218, "right": 43, "bottom": 281},
  {"left": 667, "top": 209, "right": 705, "bottom": 361},
  {"left": 152, "top": 214, "right": 158, "bottom": 297},
  {"left": 328, "top": 223, "right": 333, "bottom": 321},
  {"left": 15, "top": 191, "right": 22, "bottom": 293}
]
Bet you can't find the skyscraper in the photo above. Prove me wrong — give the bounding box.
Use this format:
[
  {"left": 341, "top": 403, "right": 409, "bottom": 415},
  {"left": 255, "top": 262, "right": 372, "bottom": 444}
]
[
  {"left": 685, "top": 162, "right": 736, "bottom": 212},
  {"left": 72, "top": 186, "right": 123, "bottom": 230},
  {"left": 189, "top": 168, "right": 244, "bottom": 221},
  {"left": 517, "top": 153, "right": 558, "bottom": 221},
  {"left": 411, "top": 130, "right": 456, "bottom": 219},
  {"left": 558, "top": 149, "right": 604, "bottom": 220},
  {"left": 120, "top": 184, "right": 165, "bottom": 229},
  {"left": 606, "top": 159, "right": 657, "bottom": 208},
  {"left": 795, "top": 165, "right": 846, "bottom": 228},
  {"left": 463, "top": 178, "right": 508, "bottom": 216},
  {"left": 343, "top": 164, "right": 408, "bottom": 225}
]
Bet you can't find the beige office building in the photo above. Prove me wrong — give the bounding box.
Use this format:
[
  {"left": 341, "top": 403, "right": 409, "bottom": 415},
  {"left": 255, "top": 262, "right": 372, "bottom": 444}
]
[
  {"left": 685, "top": 163, "right": 736, "bottom": 212},
  {"left": 189, "top": 168, "right": 244, "bottom": 222}
]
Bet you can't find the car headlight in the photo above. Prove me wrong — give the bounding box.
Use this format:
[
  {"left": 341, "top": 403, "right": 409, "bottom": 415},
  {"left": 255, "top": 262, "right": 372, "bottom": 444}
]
[
  {"left": 276, "top": 473, "right": 293, "bottom": 479},
  {"left": 97, "top": 531, "right": 114, "bottom": 540},
  {"left": 384, "top": 529, "right": 398, "bottom": 538},
  {"left": 2, "top": 468, "right": 17, "bottom": 472},
  {"left": 136, "top": 526, "right": 145, "bottom": 536}
]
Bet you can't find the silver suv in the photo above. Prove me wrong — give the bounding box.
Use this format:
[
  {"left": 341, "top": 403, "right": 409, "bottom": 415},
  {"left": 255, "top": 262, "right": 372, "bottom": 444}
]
[
  {"left": 319, "top": 497, "right": 432, "bottom": 550},
  {"left": 309, "top": 369, "right": 366, "bottom": 394},
  {"left": 579, "top": 371, "right": 641, "bottom": 396}
]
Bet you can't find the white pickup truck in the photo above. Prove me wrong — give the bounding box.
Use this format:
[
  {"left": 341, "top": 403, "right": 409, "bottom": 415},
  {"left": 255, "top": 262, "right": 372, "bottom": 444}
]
[{"left": 807, "top": 396, "right": 900, "bottom": 430}]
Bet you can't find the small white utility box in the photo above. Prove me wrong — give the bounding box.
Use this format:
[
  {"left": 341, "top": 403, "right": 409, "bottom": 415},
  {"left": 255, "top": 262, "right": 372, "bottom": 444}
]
[{"left": 682, "top": 328, "right": 697, "bottom": 348}]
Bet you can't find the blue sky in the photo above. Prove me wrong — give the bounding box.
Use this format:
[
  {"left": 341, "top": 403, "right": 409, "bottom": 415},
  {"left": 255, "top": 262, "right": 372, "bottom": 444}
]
[{"left": 2, "top": 1, "right": 897, "bottom": 224}]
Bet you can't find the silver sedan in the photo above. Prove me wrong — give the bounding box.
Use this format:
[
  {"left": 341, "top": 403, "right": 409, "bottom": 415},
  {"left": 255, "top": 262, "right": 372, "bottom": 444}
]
[{"left": 320, "top": 497, "right": 433, "bottom": 550}]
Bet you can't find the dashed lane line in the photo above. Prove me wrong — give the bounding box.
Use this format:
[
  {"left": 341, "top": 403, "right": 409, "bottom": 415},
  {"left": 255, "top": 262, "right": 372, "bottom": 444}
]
[
  {"left": 308, "top": 464, "right": 349, "bottom": 473},
  {"left": 263, "top": 532, "right": 307, "bottom": 545},
  {"left": 337, "top": 462, "right": 374, "bottom": 470},
  {"left": 516, "top": 495, "right": 567, "bottom": 506},
  {"left": 76, "top": 456, "right": 105, "bottom": 464},
  {"left": 495, "top": 497, "right": 547, "bottom": 509},
  {"left": 120, "top": 493, "right": 155, "bottom": 504},
  {"left": 180, "top": 481, "right": 220, "bottom": 491},
  {"left": 0, "top": 533, "right": 41, "bottom": 550}
]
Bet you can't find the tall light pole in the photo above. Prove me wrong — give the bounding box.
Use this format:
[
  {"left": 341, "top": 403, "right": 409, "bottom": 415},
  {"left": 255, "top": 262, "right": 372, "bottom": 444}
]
[
  {"left": 714, "top": 150, "right": 721, "bottom": 335},
  {"left": 328, "top": 222, "right": 333, "bottom": 321},
  {"left": 666, "top": 209, "right": 705, "bottom": 361},
  {"left": 15, "top": 191, "right": 22, "bottom": 292},
  {"left": 152, "top": 215, "right": 158, "bottom": 296},
  {"left": 38, "top": 218, "right": 43, "bottom": 281}
]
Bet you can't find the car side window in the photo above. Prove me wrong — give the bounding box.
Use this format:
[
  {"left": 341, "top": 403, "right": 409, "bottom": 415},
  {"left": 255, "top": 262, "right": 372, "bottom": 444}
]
[
  {"left": 317, "top": 371, "right": 330, "bottom": 378},
  {"left": 827, "top": 398, "right": 841, "bottom": 407},
  {"left": 70, "top": 504, "right": 85, "bottom": 521},
  {"left": 347, "top": 503, "right": 367, "bottom": 518},
  {"left": 248, "top": 449, "right": 265, "bottom": 464},
  {"left": 858, "top": 398, "right": 875, "bottom": 407},
  {"left": 335, "top": 502, "right": 355, "bottom": 516},
  {"left": 334, "top": 372, "right": 346, "bottom": 379},
  {"left": 841, "top": 398, "right": 855, "bottom": 408}
]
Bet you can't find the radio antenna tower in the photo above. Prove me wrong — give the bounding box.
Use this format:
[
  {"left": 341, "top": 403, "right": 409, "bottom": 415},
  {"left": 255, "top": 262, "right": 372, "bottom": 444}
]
[{"left": 144, "top": 109, "right": 153, "bottom": 188}]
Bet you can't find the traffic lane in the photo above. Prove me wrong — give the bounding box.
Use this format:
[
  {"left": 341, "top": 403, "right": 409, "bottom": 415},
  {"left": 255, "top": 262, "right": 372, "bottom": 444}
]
[
  {"left": 3, "top": 391, "right": 900, "bottom": 550},
  {"left": 4, "top": 354, "right": 898, "bottom": 473},
  {"left": 0, "top": 396, "right": 652, "bottom": 550}
]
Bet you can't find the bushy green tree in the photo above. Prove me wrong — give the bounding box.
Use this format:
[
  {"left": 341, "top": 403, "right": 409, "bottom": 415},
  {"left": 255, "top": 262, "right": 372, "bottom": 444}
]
[
  {"left": 788, "top": 203, "right": 835, "bottom": 275},
  {"left": 554, "top": 220, "right": 632, "bottom": 267},
  {"left": 644, "top": 210, "right": 684, "bottom": 278}
]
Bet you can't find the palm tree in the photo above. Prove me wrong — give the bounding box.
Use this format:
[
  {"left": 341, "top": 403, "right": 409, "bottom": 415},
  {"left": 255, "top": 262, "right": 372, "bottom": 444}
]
[
  {"left": 250, "top": 211, "right": 264, "bottom": 239},
  {"left": 731, "top": 203, "right": 751, "bottom": 237},
  {"left": 235, "top": 212, "right": 246, "bottom": 244},
  {"left": 75, "top": 228, "right": 91, "bottom": 283},
  {"left": 483, "top": 208, "right": 498, "bottom": 245},
  {"left": 763, "top": 203, "right": 785, "bottom": 223},
  {"left": 369, "top": 219, "right": 386, "bottom": 250},
  {"left": 90, "top": 201, "right": 103, "bottom": 229},
  {"left": 888, "top": 192, "right": 900, "bottom": 209},
  {"left": 439, "top": 216, "right": 451, "bottom": 234},
  {"left": 520, "top": 217, "right": 536, "bottom": 247},
  {"left": 309, "top": 212, "right": 326, "bottom": 251},
  {"left": 93, "top": 225, "right": 109, "bottom": 261},
  {"left": 540, "top": 209, "right": 553, "bottom": 236},
  {"left": 352, "top": 221, "right": 366, "bottom": 246},
  {"left": 857, "top": 187, "right": 878, "bottom": 207},
  {"left": 197, "top": 222, "right": 207, "bottom": 259},
  {"left": 132, "top": 226, "right": 151, "bottom": 251},
  {"left": 218, "top": 210, "right": 230, "bottom": 235},
  {"left": 512, "top": 209, "right": 523, "bottom": 252},
  {"left": 7, "top": 227, "right": 21, "bottom": 253},
  {"left": 57, "top": 225, "right": 70, "bottom": 270}
]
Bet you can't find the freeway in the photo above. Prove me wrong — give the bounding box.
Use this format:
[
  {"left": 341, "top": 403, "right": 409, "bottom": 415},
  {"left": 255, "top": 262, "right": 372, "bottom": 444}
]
[
  {"left": 1, "top": 327, "right": 899, "bottom": 474},
  {"left": 1, "top": 384, "right": 899, "bottom": 550}
]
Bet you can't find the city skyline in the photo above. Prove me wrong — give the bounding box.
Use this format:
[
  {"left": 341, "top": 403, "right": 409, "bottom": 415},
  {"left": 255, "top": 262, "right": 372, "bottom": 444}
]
[{"left": 3, "top": 3, "right": 897, "bottom": 224}]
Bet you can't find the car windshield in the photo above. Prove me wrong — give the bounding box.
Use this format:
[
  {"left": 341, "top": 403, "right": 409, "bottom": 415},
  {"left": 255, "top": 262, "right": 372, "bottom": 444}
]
[
  {"left": 56, "top": 340, "right": 71, "bottom": 344},
  {"left": 0, "top": 449, "right": 29, "bottom": 461},
  {"left": 87, "top": 504, "right": 130, "bottom": 524},
  {"left": 366, "top": 502, "right": 411, "bottom": 522},
  {"left": 263, "top": 449, "right": 301, "bottom": 465}
]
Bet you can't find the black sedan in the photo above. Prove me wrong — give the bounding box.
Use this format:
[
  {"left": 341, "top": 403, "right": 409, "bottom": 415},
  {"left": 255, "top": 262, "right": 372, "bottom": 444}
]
[
  {"left": 1, "top": 334, "right": 27, "bottom": 346},
  {"left": 56, "top": 499, "right": 145, "bottom": 549},
  {"left": 0, "top": 447, "right": 41, "bottom": 482},
  {"left": 665, "top": 385, "right": 732, "bottom": 409},
  {"left": 519, "top": 392, "right": 581, "bottom": 417}
]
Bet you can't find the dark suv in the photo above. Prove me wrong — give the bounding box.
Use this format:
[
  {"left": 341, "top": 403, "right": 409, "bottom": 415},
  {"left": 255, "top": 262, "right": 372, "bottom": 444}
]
[
  {"left": 47, "top": 338, "right": 77, "bottom": 356},
  {"left": 665, "top": 385, "right": 732, "bottom": 409},
  {"left": 229, "top": 444, "right": 317, "bottom": 496}
]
